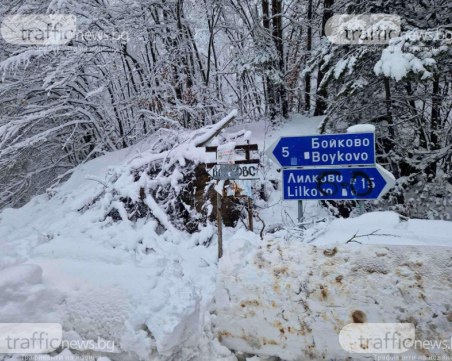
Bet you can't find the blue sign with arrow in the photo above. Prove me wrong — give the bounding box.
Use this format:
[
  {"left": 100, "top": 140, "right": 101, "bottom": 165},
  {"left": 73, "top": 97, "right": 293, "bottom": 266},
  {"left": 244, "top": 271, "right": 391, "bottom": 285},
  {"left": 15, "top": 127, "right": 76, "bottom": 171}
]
[
  {"left": 269, "top": 133, "right": 375, "bottom": 167},
  {"left": 282, "top": 165, "right": 395, "bottom": 201}
]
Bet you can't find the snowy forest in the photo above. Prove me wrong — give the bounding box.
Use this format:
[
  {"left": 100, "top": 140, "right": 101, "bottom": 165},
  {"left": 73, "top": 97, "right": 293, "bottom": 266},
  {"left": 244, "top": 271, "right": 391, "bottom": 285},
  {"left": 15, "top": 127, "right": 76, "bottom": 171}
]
[{"left": 1, "top": 0, "right": 451, "bottom": 220}]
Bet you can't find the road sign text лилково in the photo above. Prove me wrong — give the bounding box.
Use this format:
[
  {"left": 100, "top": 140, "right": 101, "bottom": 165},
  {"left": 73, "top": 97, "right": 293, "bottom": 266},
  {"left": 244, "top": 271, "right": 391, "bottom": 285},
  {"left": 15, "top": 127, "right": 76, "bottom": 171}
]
[{"left": 282, "top": 165, "right": 395, "bottom": 201}]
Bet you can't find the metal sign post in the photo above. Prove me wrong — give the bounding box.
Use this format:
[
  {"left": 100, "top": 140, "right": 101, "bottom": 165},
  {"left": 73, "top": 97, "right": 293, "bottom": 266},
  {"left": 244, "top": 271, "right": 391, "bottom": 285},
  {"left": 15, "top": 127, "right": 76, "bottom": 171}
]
[
  {"left": 248, "top": 197, "right": 254, "bottom": 232},
  {"left": 216, "top": 192, "right": 223, "bottom": 259},
  {"left": 206, "top": 144, "right": 260, "bottom": 259},
  {"left": 358, "top": 201, "right": 365, "bottom": 215},
  {"left": 298, "top": 200, "right": 304, "bottom": 226}
]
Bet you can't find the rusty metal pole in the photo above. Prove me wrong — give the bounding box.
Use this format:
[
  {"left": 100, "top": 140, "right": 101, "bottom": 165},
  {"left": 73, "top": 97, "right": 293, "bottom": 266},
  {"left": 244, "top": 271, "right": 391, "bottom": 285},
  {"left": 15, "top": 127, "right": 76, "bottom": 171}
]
[
  {"left": 247, "top": 197, "right": 254, "bottom": 232},
  {"left": 217, "top": 192, "right": 223, "bottom": 259},
  {"left": 245, "top": 141, "right": 254, "bottom": 232}
]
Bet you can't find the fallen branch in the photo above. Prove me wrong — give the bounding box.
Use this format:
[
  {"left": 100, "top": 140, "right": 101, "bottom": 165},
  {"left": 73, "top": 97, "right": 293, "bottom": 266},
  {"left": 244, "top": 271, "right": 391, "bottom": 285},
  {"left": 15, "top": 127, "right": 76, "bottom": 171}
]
[
  {"left": 345, "top": 229, "right": 399, "bottom": 244},
  {"left": 196, "top": 109, "right": 237, "bottom": 147}
]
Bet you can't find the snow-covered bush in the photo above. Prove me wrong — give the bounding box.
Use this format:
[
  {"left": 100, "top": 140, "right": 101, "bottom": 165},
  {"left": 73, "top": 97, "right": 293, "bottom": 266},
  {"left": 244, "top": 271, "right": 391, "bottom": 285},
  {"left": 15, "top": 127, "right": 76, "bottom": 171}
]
[{"left": 73, "top": 111, "right": 245, "bottom": 235}]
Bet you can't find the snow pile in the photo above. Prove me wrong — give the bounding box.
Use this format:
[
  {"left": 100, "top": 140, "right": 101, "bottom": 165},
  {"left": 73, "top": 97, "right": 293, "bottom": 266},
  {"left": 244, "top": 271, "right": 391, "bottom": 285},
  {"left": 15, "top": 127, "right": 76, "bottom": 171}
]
[
  {"left": 0, "top": 111, "right": 240, "bottom": 360},
  {"left": 309, "top": 211, "right": 452, "bottom": 246},
  {"left": 214, "top": 215, "right": 452, "bottom": 360},
  {"left": 347, "top": 124, "right": 375, "bottom": 133},
  {"left": 0, "top": 112, "right": 323, "bottom": 361},
  {"left": 0, "top": 264, "right": 63, "bottom": 324}
]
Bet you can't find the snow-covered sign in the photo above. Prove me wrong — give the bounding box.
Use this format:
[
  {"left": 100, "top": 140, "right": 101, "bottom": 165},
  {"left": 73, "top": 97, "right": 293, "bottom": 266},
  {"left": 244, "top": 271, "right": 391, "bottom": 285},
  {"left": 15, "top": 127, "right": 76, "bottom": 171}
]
[
  {"left": 216, "top": 143, "right": 236, "bottom": 164},
  {"left": 208, "top": 164, "right": 259, "bottom": 180}
]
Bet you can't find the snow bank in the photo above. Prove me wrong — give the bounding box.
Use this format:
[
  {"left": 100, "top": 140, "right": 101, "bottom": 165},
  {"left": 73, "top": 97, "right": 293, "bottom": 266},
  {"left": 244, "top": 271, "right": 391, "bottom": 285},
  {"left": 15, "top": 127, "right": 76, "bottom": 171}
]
[
  {"left": 312, "top": 211, "right": 452, "bottom": 246},
  {"left": 214, "top": 231, "right": 451, "bottom": 360},
  {"left": 0, "top": 112, "right": 241, "bottom": 360}
]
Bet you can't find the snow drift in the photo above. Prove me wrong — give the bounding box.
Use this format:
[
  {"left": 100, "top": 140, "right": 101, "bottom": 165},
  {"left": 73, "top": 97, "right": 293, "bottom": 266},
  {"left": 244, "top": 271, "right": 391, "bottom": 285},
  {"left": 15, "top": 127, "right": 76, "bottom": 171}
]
[
  {"left": 214, "top": 233, "right": 452, "bottom": 360},
  {"left": 0, "top": 111, "right": 240, "bottom": 360}
]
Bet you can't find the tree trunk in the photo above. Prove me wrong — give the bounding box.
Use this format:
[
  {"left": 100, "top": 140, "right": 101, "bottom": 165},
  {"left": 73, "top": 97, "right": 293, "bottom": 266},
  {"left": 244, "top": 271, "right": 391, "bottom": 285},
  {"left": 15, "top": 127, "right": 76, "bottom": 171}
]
[
  {"left": 304, "top": 0, "right": 312, "bottom": 113},
  {"left": 426, "top": 76, "right": 441, "bottom": 179},
  {"left": 384, "top": 77, "right": 399, "bottom": 178},
  {"left": 272, "top": 0, "right": 288, "bottom": 119},
  {"left": 314, "top": 0, "right": 334, "bottom": 116},
  {"left": 262, "top": 0, "right": 275, "bottom": 118}
]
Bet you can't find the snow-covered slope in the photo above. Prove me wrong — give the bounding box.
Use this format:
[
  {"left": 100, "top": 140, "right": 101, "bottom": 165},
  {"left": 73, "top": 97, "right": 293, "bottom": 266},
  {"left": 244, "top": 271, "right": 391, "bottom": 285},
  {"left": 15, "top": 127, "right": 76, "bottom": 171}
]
[{"left": 0, "top": 112, "right": 242, "bottom": 361}]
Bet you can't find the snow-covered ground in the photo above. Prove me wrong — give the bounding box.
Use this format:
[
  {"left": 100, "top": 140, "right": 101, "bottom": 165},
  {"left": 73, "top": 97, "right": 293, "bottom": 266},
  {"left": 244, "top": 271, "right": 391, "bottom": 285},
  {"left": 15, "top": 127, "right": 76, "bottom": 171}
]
[
  {"left": 214, "top": 225, "right": 452, "bottom": 360},
  {"left": 0, "top": 113, "right": 451, "bottom": 361},
  {"left": 0, "top": 114, "right": 239, "bottom": 361}
]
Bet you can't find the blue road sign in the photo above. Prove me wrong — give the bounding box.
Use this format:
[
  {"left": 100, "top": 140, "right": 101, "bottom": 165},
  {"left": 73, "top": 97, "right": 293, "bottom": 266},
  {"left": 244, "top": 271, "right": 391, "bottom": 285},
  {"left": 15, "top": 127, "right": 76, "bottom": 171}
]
[
  {"left": 269, "top": 133, "right": 375, "bottom": 167},
  {"left": 282, "top": 165, "right": 395, "bottom": 201}
]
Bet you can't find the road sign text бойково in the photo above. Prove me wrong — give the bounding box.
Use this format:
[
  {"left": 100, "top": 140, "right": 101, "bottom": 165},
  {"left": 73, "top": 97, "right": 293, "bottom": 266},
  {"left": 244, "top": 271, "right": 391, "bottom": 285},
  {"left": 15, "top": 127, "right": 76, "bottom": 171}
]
[{"left": 271, "top": 133, "right": 375, "bottom": 167}]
